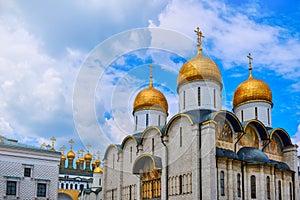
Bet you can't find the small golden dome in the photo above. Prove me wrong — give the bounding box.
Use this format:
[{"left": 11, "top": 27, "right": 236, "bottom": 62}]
[
  {"left": 133, "top": 85, "right": 168, "bottom": 113},
  {"left": 84, "top": 153, "right": 92, "bottom": 161},
  {"left": 67, "top": 150, "right": 75, "bottom": 159},
  {"left": 76, "top": 159, "right": 80, "bottom": 164},
  {"left": 93, "top": 166, "right": 103, "bottom": 173},
  {"left": 178, "top": 55, "right": 222, "bottom": 87},
  {"left": 233, "top": 75, "right": 272, "bottom": 107},
  {"left": 79, "top": 157, "right": 84, "bottom": 163},
  {"left": 95, "top": 159, "right": 101, "bottom": 166},
  {"left": 61, "top": 154, "right": 66, "bottom": 161},
  {"left": 92, "top": 161, "right": 96, "bottom": 167}
]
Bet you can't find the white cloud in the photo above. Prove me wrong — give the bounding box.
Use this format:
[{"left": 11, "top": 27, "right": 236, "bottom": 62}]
[
  {"left": 150, "top": 0, "right": 300, "bottom": 79},
  {"left": 291, "top": 124, "right": 300, "bottom": 155}
]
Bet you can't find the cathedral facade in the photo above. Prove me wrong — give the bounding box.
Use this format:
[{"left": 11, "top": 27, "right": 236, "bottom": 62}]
[{"left": 103, "top": 28, "right": 299, "bottom": 200}]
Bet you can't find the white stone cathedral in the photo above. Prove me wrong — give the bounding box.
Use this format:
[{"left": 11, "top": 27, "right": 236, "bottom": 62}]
[{"left": 103, "top": 28, "right": 299, "bottom": 200}]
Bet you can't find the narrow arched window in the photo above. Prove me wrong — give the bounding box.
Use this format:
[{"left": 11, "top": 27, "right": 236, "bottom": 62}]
[
  {"left": 130, "top": 146, "right": 133, "bottom": 163},
  {"left": 179, "top": 175, "right": 183, "bottom": 195},
  {"left": 267, "top": 176, "right": 271, "bottom": 199},
  {"left": 180, "top": 127, "right": 182, "bottom": 147},
  {"left": 255, "top": 107, "right": 258, "bottom": 119},
  {"left": 183, "top": 91, "right": 186, "bottom": 109},
  {"left": 152, "top": 138, "right": 155, "bottom": 154},
  {"left": 278, "top": 180, "right": 282, "bottom": 200},
  {"left": 237, "top": 173, "right": 241, "bottom": 197},
  {"left": 220, "top": 171, "right": 225, "bottom": 196},
  {"left": 146, "top": 113, "right": 149, "bottom": 127},
  {"left": 135, "top": 116, "right": 138, "bottom": 131},
  {"left": 289, "top": 182, "right": 292, "bottom": 200},
  {"left": 214, "top": 89, "right": 216, "bottom": 108},
  {"left": 241, "top": 110, "right": 244, "bottom": 122},
  {"left": 113, "top": 154, "right": 115, "bottom": 169},
  {"left": 158, "top": 115, "right": 160, "bottom": 126},
  {"left": 251, "top": 175, "right": 256, "bottom": 198},
  {"left": 70, "top": 183, "right": 73, "bottom": 189},
  {"left": 267, "top": 108, "right": 270, "bottom": 125},
  {"left": 61, "top": 183, "right": 64, "bottom": 189},
  {"left": 75, "top": 184, "right": 78, "bottom": 190},
  {"left": 66, "top": 183, "right": 69, "bottom": 189},
  {"left": 198, "top": 87, "right": 201, "bottom": 106}
]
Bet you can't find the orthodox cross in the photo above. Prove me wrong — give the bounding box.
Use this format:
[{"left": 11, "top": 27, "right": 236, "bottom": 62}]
[
  {"left": 50, "top": 136, "right": 56, "bottom": 151},
  {"left": 194, "top": 27, "right": 205, "bottom": 56},
  {"left": 149, "top": 62, "right": 155, "bottom": 87},
  {"left": 247, "top": 53, "right": 253, "bottom": 76},
  {"left": 69, "top": 139, "right": 74, "bottom": 150},
  {"left": 77, "top": 150, "right": 81, "bottom": 159},
  {"left": 96, "top": 150, "right": 101, "bottom": 160},
  {"left": 86, "top": 143, "right": 91, "bottom": 153},
  {"left": 59, "top": 145, "right": 66, "bottom": 155}
]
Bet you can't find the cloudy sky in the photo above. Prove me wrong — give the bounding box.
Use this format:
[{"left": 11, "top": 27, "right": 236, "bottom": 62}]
[{"left": 0, "top": 0, "right": 299, "bottom": 157}]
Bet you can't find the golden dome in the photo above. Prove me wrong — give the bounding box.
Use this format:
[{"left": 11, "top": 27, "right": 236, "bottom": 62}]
[
  {"left": 84, "top": 153, "right": 92, "bottom": 161},
  {"left": 76, "top": 159, "right": 80, "bottom": 164},
  {"left": 93, "top": 166, "right": 103, "bottom": 173},
  {"left": 133, "top": 85, "right": 168, "bottom": 113},
  {"left": 233, "top": 75, "right": 272, "bottom": 107},
  {"left": 95, "top": 159, "right": 101, "bottom": 167},
  {"left": 79, "top": 157, "right": 84, "bottom": 163},
  {"left": 178, "top": 55, "right": 222, "bottom": 87},
  {"left": 67, "top": 150, "right": 75, "bottom": 159},
  {"left": 61, "top": 154, "right": 66, "bottom": 161}
]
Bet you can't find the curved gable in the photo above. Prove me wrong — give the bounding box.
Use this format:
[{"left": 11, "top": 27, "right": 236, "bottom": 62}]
[
  {"left": 270, "top": 128, "right": 292, "bottom": 147},
  {"left": 121, "top": 135, "right": 138, "bottom": 149},
  {"left": 104, "top": 144, "right": 121, "bottom": 159},
  {"left": 210, "top": 110, "right": 243, "bottom": 132},
  {"left": 164, "top": 113, "right": 193, "bottom": 136},
  {"left": 243, "top": 120, "right": 269, "bottom": 140},
  {"left": 140, "top": 126, "right": 163, "bottom": 144}
]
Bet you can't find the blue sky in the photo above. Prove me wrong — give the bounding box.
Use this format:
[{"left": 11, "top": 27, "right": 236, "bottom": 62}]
[{"left": 0, "top": 0, "right": 299, "bottom": 157}]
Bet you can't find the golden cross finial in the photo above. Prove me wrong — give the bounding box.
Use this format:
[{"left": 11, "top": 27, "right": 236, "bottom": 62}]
[
  {"left": 69, "top": 139, "right": 74, "bottom": 150},
  {"left": 96, "top": 150, "right": 100, "bottom": 159},
  {"left": 148, "top": 62, "right": 155, "bottom": 87},
  {"left": 194, "top": 27, "right": 205, "bottom": 56},
  {"left": 59, "top": 145, "right": 66, "bottom": 154},
  {"left": 86, "top": 144, "right": 91, "bottom": 153},
  {"left": 247, "top": 53, "right": 253, "bottom": 77},
  {"left": 77, "top": 150, "right": 81, "bottom": 158},
  {"left": 50, "top": 136, "right": 56, "bottom": 151}
]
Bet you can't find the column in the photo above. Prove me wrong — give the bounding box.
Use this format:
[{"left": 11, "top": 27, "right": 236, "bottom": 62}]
[{"left": 228, "top": 160, "right": 233, "bottom": 200}]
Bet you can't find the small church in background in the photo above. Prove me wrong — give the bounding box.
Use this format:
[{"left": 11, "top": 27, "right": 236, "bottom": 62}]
[
  {"left": 103, "top": 28, "right": 299, "bottom": 200},
  {"left": 57, "top": 139, "right": 103, "bottom": 200}
]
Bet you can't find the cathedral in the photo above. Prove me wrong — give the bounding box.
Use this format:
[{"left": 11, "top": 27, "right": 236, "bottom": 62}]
[{"left": 103, "top": 28, "right": 299, "bottom": 200}]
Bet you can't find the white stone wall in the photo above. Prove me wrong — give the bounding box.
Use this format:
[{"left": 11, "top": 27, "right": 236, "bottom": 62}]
[
  {"left": 178, "top": 81, "right": 222, "bottom": 113},
  {"left": 0, "top": 146, "right": 60, "bottom": 200},
  {"left": 133, "top": 109, "right": 167, "bottom": 133},
  {"left": 234, "top": 101, "right": 272, "bottom": 127},
  {"left": 104, "top": 146, "right": 121, "bottom": 200}
]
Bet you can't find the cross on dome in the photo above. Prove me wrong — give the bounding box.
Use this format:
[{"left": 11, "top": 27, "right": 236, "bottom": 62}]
[
  {"left": 247, "top": 53, "right": 253, "bottom": 77},
  {"left": 194, "top": 27, "right": 205, "bottom": 56},
  {"left": 149, "top": 62, "right": 155, "bottom": 87}
]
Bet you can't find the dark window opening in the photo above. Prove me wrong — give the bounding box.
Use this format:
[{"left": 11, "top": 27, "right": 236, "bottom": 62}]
[
  {"left": 237, "top": 173, "right": 241, "bottom": 197},
  {"left": 251, "top": 175, "right": 256, "bottom": 199},
  {"left": 24, "top": 167, "right": 31, "bottom": 177},
  {"left": 6, "top": 181, "right": 17, "bottom": 195},
  {"left": 37, "top": 183, "right": 47, "bottom": 197},
  {"left": 220, "top": 171, "right": 225, "bottom": 196}
]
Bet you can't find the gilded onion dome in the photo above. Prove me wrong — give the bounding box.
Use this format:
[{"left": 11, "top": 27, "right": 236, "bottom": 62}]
[
  {"left": 61, "top": 154, "right": 66, "bottom": 161},
  {"left": 93, "top": 166, "right": 103, "bottom": 173},
  {"left": 133, "top": 63, "right": 168, "bottom": 114},
  {"left": 84, "top": 153, "right": 92, "bottom": 161},
  {"left": 95, "top": 159, "right": 101, "bottom": 167},
  {"left": 177, "top": 28, "right": 222, "bottom": 87},
  {"left": 67, "top": 150, "right": 75, "bottom": 159},
  {"left": 233, "top": 54, "right": 272, "bottom": 108}
]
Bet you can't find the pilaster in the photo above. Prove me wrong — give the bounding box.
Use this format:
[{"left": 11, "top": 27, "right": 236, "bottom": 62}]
[{"left": 201, "top": 121, "right": 217, "bottom": 200}]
